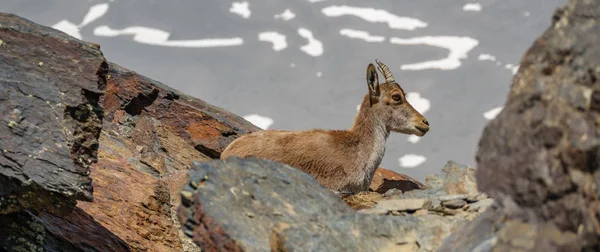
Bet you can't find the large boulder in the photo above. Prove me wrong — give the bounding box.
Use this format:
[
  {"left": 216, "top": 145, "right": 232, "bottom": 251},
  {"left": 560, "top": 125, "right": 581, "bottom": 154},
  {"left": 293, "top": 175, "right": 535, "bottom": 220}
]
[
  {"left": 177, "top": 158, "right": 491, "bottom": 252},
  {"left": 0, "top": 12, "right": 103, "bottom": 215},
  {"left": 440, "top": 0, "right": 600, "bottom": 251},
  {"left": 0, "top": 12, "right": 259, "bottom": 251}
]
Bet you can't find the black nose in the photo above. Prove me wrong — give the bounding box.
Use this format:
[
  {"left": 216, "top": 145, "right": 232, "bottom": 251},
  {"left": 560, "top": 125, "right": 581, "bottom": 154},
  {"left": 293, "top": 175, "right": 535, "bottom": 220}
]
[{"left": 422, "top": 119, "right": 429, "bottom": 126}]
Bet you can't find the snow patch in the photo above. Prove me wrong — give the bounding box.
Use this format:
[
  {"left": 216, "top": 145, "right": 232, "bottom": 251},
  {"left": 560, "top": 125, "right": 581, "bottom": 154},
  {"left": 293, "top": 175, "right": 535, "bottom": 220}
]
[
  {"left": 505, "top": 64, "right": 520, "bottom": 74},
  {"left": 399, "top": 154, "right": 426, "bottom": 168},
  {"left": 243, "top": 114, "right": 274, "bottom": 130},
  {"left": 322, "top": 5, "right": 427, "bottom": 31},
  {"left": 52, "top": 20, "right": 81, "bottom": 39},
  {"left": 339, "top": 29, "right": 385, "bottom": 42},
  {"left": 298, "top": 28, "right": 324, "bottom": 57},
  {"left": 258, "top": 32, "right": 287, "bottom": 51},
  {"left": 52, "top": 3, "right": 109, "bottom": 39},
  {"left": 94, "top": 26, "right": 243, "bottom": 47},
  {"left": 477, "top": 54, "right": 496, "bottom": 61},
  {"left": 274, "top": 9, "right": 296, "bottom": 21},
  {"left": 390, "top": 36, "right": 479, "bottom": 70},
  {"left": 405, "top": 92, "right": 430, "bottom": 114},
  {"left": 407, "top": 135, "right": 421, "bottom": 144},
  {"left": 483, "top": 106, "right": 503, "bottom": 120},
  {"left": 230, "top": 1, "right": 251, "bottom": 19},
  {"left": 462, "top": 3, "right": 482, "bottom": 12}
]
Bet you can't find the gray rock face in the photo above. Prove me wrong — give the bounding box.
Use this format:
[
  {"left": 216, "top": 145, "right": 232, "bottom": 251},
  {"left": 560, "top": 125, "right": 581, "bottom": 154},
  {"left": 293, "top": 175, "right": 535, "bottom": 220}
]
[
  {"left": 0, "top": 13, "right": 104, "bottom": 215},
  {"left": 440, "top": 0, "right": 600, "bottom": 251},
  {"left": 177, "top": 157, "right": 484, "bottom": 252}
]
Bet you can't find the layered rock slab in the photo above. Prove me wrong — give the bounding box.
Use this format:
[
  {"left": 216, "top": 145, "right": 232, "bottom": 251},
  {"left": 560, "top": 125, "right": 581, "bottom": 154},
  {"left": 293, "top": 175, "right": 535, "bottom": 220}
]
[
  {"left": 0, "top": 12, "right": 260, "bottom": 251},
  {"left": 0, "top": 12, "right": 103, "bottom": 215}
]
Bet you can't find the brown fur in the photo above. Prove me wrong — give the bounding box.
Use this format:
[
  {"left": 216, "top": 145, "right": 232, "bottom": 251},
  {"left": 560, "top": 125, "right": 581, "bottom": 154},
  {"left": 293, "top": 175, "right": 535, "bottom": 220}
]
[{"left": 220, "top": 60, "right": 430, "bottom": 195}]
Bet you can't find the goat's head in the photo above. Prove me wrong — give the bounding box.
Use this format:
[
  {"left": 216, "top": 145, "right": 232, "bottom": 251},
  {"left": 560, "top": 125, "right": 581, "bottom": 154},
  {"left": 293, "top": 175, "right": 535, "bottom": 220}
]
[{"left": 365, "top": 59, "right": 429, "bottom": 136}]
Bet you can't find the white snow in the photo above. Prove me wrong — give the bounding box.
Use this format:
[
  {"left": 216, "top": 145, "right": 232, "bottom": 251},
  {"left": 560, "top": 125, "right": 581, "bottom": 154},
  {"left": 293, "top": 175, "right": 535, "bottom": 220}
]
[
  {"left": 390, "top": 36, "right": 479, "bottom": 70},
  {"left": 463, "top": 3, "right": 482, "bottom": 12},
  {"left": 483, "top": 106, "right": 503, "bottom": 120},
  {"left": 298, "top": 28, "right": 324, "bottom": 57},
  {"left": 477, "top": 54, "right": 496, "bottom": 61},
  {"left": 52, "top": 3, "right": 109, "bottom": 39},
  {"left": 243, "top": 114, "right": 274, "bottom": 130},
  {"left": 94, "top": 26, "right": 243, "bottom": 47},
  {"left": 407, "top": 135, "right": 421, "bottom": 144},
  {"left": 339, "top": 29, "right": 385, "bottom": 42},
  {"left": 399, "top": 154, "right": 427, "bottom": 168},
  {"left": 274, "top": 9, "right": 296, "bottom": 21},
  {"left": 52, "top": 20, "right": 81, "bottom": 39},
  {"left": 405, "top": 92, "right": 430, "bottom": 114},
  {"left": 258, "top": 32, "right": 287, "bottom": 51},
  {"left": 505, "top": 64, "right": 520, "bottom": 74},
  {"left": 322, "top": 5, "right": 428, "bottom": 31},
  {"left": 229, "top": 1, "right": 251, "bottom": 19},
  {"left": 80, "top": 3, "right": 109, "bottom": 27}
]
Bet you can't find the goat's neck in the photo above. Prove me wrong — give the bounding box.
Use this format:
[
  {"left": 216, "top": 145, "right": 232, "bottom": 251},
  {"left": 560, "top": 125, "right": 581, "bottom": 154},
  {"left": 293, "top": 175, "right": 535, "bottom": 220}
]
[{"left": 349, "top": 96, "right": 390, "bottom": 170}]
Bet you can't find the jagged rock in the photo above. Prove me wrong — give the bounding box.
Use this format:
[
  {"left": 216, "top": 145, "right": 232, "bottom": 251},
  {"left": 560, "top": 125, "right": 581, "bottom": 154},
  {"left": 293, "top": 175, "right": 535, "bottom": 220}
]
[
  {"left": 369, "top": 167, "right": 425, "bottom": 193},
  {"left": 0, "top": 12, "right": 103, "bottom": 215},
  {"left": 0, "top": 13, "right": 259, "bottom": 251},
  {"left": 425, "top": 161, "right": 478, "bottom": 195},
  {"left": 440, "top": 1, "right": 600, "bottom": 251},
  {"left": 178, "top": 157, "right": 474, "bottom": 252}
]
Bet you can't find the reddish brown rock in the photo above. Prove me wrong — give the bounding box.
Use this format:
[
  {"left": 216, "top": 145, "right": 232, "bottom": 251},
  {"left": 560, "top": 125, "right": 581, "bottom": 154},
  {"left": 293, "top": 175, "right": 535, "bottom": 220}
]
[
  {"left": 0, "top": 12, "right": 259, "bottom": 251},
  {"left": 369, "top": 167, "right": 425, "bottom": 194}
]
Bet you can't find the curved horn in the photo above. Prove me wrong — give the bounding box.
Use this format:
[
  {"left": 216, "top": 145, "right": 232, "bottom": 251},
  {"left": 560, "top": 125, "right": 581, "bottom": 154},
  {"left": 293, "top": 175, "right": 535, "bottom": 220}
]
[{"left": 375, "top": 59, "right": 395, "bottom": 83}]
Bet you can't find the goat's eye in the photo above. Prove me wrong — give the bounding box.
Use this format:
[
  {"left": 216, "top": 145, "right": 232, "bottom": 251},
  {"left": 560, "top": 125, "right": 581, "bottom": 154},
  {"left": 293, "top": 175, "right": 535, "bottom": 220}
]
[{"left": 392, "top": 94, "right": 402, "bottom": 101}]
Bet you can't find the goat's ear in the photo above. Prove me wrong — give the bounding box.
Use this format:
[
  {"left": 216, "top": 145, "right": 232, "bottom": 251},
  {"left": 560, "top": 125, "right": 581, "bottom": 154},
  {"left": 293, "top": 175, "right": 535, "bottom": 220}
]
[{"left": 366, "top": 63, "right": 380, "bottom": 99}]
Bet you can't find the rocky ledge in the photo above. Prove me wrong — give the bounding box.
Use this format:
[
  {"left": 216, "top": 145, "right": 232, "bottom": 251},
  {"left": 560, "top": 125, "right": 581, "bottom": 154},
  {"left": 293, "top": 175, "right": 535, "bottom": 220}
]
[{"left": 177, "top": 157, "right": 490, "bottom": 252}]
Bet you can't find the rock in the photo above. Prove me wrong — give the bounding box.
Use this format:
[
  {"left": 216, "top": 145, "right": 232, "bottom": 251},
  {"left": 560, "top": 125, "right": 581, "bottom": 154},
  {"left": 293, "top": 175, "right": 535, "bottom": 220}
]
[
  {"left": 0, "top": 12, "right": 103, "bottom": 215},
  {"left": 178, "top": 157, "right": 468, "bottom": 252},
  {"left": 439, "top": 194, "right": 469, "bottom": 202},
  {"left": 74, "top": 62, "right": 257, "bottom": 251},
  {"left": 0, "top": 13, "right": 259, "bottom": 251},
  {"left": 360, "top": 199, "right": 431, "bottom": 215},
  {"left": 441, "top": 161, "right": 478, "bottom": 195},
  {"left": 441, "top": 0, "right": 600, "bottom": 250},
  {"left": 369, "top": 167, "right": 425, "bottom": 193},
  {"left": 441, "top": 199, "right": 467, "bottom": 209},
  {"left": 343, "top": 191, "right": 383, "bottom": 210},
  {"left": 0, "top": 209, "right": 130, "bottom": 252},
  {"left": 383, "top": 188, "right": 403, "bottom": 197},
  {"left": 466, "top": 198, "right": 494, "bottom": 213}
]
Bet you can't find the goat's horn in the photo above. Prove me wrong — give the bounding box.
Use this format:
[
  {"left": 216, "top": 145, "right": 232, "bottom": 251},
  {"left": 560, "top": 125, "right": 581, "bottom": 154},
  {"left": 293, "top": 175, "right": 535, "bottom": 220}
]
[{"left": 375, "top": 59, "right": 395, "bottom": 83}]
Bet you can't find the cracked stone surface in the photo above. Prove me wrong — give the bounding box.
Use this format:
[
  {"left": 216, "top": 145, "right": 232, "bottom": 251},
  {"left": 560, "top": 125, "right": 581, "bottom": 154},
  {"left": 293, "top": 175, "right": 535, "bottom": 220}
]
[
  {"left": 440, "top": 0, "right": 600, "bottom": 251},
  {"left": 0, "top": 12, "right": 104, "bottom": 215},
  {"left": 0, "top": 12, "right": 259, "bottom": 251}
]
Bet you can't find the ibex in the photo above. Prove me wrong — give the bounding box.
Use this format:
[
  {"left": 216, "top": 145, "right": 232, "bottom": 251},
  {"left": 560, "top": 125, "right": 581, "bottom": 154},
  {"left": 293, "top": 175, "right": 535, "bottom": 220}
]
[{"left": 220, "top": 60, "right": 430, "bottom": 196}]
